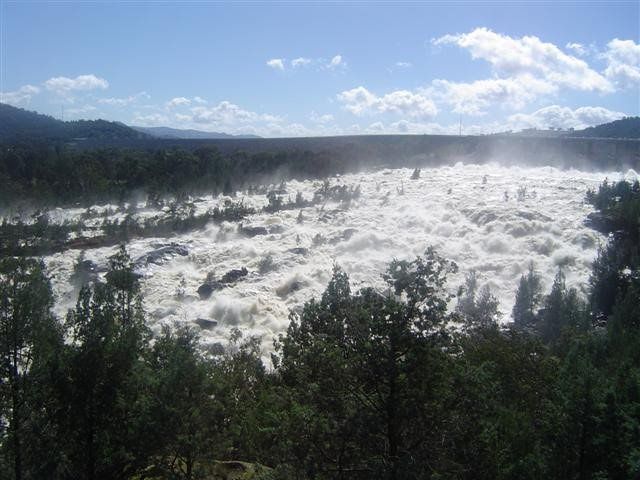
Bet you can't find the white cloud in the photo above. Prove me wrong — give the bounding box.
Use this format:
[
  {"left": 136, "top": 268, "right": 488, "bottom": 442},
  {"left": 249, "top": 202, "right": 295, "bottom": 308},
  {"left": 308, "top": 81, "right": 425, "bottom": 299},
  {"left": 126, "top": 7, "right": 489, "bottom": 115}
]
[
  {"left": 310, "top": 111, "right": 334, "bottom": 124},
  {"left": 166, "top": 96, "right": 192, "bottom": 108},
  {"left": 44, "top": 74, "right": 109, "bottom": 94},
  {"left": 395, "top": 61, "right": 413, "bottom": 68},
  {"left": 0, "top": 84, "right": 40, "bottom": 106},
  {"left": 507, "top": 105, "right": 626, "bottom": 131},
  {"left": 338, "top": 86, "right": 437, "bottom": 118},
  {"left": 327, "top": 54, "right": 345, "bottom": 70},
  {"left": 267, "top": 55, "right": 346, "bottom": 72},
  {"left": 266, "top": 58, "right": 285, "bottom": 70},
  {"left": 98, "top": 91, "right": 149, "bottom": 107},
  {"left": 190, "top": 101, "right": 282, "bottom": 127},
  {"left": 292, "top": 57, "right": 312, "bottom": 68},
  {"left": 428, "top": 75, "right": 557, "bottom": 116},
  {"left": 433, "top": 28, "right": 612, "bottom": 92},
  {"left": 602, "top": 38, "right": 640, "bottom": 88},
  {"left": 193, "top": 96, "right": 207, "bottom": 104},
  {"left": 566, "top": 42, "right": 587, "bottom": 57}
]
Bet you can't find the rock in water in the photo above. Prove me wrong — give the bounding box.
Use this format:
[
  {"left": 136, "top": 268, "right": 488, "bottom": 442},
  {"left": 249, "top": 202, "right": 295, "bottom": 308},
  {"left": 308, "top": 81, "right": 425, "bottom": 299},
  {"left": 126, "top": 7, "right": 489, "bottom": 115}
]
[
  {"left": 135, "top": 243, "right": 188, "bottom": 266},
  {"left": 197, "top": 281, "right": 225, "bottom": 300},
  {"left": 239, "top": 225, "right": 268, "bottom": 237},
  {"left": 221, "top": 267, "right": 248, "bottom": 283},
  {"left": 194, "top": 318, "right": 218, "bottom": 330}
]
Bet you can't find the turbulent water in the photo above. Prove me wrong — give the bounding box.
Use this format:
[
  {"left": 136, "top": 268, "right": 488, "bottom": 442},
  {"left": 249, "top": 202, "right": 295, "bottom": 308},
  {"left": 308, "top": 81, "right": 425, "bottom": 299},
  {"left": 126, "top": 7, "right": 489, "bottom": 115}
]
[{"left": 41, "top": 162, "right": 633, "bottom": 352}]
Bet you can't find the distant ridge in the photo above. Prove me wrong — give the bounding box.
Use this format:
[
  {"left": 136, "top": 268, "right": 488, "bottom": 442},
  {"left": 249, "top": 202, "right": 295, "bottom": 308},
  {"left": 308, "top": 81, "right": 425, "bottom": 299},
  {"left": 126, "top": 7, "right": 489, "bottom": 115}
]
[
  {"left": 0, "top": 103, "right": 148, "bottom": 143},
  {"left": 131, "top": 125, "right": 261, "bottom": 139},
  {"left": 570, "top": 116, "right": 640, "bottom": 139}
]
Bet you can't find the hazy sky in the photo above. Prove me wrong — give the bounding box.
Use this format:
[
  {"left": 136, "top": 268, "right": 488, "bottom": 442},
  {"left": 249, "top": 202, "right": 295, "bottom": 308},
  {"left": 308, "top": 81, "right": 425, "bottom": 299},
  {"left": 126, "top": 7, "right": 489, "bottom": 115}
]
[{"left": 1, "top": 1, "right": 639, "bottom": 137}]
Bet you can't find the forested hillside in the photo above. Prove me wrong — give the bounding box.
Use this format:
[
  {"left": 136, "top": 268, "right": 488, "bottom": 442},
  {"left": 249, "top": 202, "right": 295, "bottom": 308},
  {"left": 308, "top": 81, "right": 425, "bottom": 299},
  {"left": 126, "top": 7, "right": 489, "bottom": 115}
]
[
  {"left": 571, "top": 116, "right": 640, "bottom": 138},
  {"left": 0, "top": 103, "right": 148, "bottom": 143}
]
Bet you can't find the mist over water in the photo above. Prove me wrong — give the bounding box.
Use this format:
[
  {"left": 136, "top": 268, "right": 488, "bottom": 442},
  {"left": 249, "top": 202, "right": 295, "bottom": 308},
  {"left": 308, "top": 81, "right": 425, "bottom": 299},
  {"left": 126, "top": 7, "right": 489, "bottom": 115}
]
[{"left": 43, "top": 162, "right": 631, "bottom": 351}]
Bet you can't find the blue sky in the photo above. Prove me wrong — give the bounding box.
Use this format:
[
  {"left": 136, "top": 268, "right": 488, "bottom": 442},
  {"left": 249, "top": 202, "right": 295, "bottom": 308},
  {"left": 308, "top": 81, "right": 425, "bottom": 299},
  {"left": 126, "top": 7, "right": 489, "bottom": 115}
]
[{"left": 1, "top": 1, "right": 639, "bottom": 137}]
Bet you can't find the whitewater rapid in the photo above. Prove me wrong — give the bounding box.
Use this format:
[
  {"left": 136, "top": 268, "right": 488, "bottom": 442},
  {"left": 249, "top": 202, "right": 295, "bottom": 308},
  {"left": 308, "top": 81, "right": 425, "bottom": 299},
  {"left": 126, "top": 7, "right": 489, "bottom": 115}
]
[{"left": 42, "top": 162, "right": 630, "bottom": 352}]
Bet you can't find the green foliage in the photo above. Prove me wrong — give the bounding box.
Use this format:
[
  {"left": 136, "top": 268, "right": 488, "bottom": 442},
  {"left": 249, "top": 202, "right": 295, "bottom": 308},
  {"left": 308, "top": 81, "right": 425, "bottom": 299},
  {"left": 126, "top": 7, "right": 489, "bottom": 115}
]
[
  {"left": 512, "top": 262, "right": 543, "bottom": 328},
  {"left": 0, "top": 178, "right": 639, "bottom": 479},
  {"left": 456, "top": 270, "right": 501, "bottom": 331}
]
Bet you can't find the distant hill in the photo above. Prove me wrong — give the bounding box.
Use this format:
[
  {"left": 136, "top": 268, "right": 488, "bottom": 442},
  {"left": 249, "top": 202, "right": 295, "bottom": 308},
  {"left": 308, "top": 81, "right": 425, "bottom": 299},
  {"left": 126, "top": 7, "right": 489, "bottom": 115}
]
[
  {"left": 131, "top": 125, "right": 261, "bottom": 139},
  {"left": 0, "top": 103, "right": 149, "bottom": 143},
  {"left": 570, "top": 117, "right": 640, "bottom": 139}
]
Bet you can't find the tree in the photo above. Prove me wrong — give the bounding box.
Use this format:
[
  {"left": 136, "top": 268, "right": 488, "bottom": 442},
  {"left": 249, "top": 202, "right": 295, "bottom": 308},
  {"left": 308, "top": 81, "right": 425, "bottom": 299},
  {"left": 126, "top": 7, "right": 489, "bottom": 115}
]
[
  {"left": 277, "top": 249, "right": 459, "bottom": 479},
  {"left": 456, "top": 270, "right": 501, "bottom": 331},
  {"left": 59, "top": 246, "right": 150, "bottom": 480},
  {"left": 146, "top": 325, "right": 220, "bottom": 479},
  {"left": 0, "top": 258, "right": 57, "bottom": 480},
  {"left": 512, "top": 262, "right": 542, "bottom": 328}
]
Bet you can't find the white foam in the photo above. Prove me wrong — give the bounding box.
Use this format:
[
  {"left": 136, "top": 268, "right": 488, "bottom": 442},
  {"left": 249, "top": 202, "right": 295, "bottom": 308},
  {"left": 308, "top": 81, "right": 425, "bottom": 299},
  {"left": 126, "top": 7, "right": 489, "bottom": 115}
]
[{"left": 42, "top": 163, "right": 615, "bottom": 352}]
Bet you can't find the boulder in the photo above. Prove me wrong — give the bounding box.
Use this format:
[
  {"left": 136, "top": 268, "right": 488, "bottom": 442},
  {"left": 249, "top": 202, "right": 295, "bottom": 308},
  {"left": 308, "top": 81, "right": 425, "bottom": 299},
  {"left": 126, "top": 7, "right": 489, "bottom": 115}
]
[
  {"left": 221, "top": 267, "right": 248, "bottom": 283},
  {"left": 194, "top": 318, "right": 218, "bottom": 330},
  {"left": 239, "top": 225, "right": 268, "bottom": 237},
  {"left": 135, "top": 244, "right": 189, "bottom": 266},
  {"left": 197, "top": 281, "right": 225, "bottom": 300}
]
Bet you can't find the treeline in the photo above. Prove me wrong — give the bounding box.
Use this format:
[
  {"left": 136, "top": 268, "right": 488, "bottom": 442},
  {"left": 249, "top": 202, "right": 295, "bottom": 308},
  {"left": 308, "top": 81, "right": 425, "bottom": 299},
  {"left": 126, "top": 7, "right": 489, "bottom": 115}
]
[
  {"left": 0, "top": 178, "right": 363, "bottom": 257},
  {"left": 573, "top": 116, "right": 640, "bottom": 139},
  {"left": 0, "top": 180, "right": 639, "bottom": 480},
  {"left": 0, "top": 143, "right": 355, "bottom": 206}
]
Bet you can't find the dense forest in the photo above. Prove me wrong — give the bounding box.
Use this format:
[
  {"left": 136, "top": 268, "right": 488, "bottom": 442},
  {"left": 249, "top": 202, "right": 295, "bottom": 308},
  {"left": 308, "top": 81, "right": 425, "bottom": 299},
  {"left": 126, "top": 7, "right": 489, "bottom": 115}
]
[
  {"left": 0, "top": 104, "right": 148, "bottom": 144},
  {"left": 572, "top": 117, "right": 640, "bottom": 139},
  {"left": 1, "top": 174, "right": 638, "bottom": 479},
  {"left": 0, "top": 143, "right": 352, "bottom": 206}
]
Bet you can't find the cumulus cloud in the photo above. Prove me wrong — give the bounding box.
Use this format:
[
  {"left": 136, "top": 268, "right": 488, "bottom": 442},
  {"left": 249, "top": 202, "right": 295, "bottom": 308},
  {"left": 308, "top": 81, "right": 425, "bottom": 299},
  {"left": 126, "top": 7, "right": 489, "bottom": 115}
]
[
  {"left": 0, "top": 84, "right": 40, "bottom": 106},
  {"left": 44, "top": 74, "right": 109, "bottom": 93},
  {"left": 266, "top": 58, "right": 285, "bottom": 70},
  {"left": 166, "top": 96, "right": 191, "bottom": 108},
  {"left": 602, "top": 38, "right": 640, "bottom": 88},
  {"left": 428, "top": 75, "right": 557, "bottom": 115},
  {"left": 190, "top": 101, "right": 282, "bottom": 127},
  {"left": 507, "top": 105, "right": 626, "bottom": 131},
  {"left": 337, "top": 86, "right": 437, "bottom": 118},
  {"left": 433, "top": 28, "right": 612, "bottom": 92}
]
